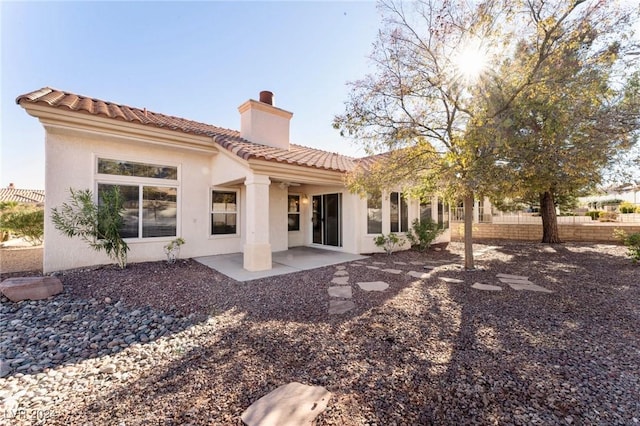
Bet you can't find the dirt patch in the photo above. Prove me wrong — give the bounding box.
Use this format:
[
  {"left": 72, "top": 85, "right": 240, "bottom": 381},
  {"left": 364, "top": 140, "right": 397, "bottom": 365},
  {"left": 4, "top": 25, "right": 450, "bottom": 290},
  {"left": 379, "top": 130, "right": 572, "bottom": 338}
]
[{"left": 0, "top": 246, "right": 42, "bottom": 274}]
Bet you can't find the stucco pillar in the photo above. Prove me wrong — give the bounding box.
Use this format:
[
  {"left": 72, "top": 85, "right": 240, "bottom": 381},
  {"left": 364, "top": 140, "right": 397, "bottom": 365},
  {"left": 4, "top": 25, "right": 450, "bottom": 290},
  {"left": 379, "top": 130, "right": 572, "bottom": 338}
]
[{"left": 243, "top": 174, "right": 272, "bottom": 271}]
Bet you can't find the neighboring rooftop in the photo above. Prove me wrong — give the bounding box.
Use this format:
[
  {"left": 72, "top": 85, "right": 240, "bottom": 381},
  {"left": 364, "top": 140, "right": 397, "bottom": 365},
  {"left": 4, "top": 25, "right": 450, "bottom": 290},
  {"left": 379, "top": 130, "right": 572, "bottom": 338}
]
[
  {"left": 0, "top": 183, "right": 45, "bottom": 204},
  {"left": 16, "top": 87, "right": 359, "bottom": 173}
]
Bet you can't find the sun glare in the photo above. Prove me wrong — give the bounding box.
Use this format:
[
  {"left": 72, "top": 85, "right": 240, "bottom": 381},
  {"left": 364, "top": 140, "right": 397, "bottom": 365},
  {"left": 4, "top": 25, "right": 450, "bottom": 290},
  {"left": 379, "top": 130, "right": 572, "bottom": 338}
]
[{"left": 453, "top": 41, "right": 489, "bottom": 83}]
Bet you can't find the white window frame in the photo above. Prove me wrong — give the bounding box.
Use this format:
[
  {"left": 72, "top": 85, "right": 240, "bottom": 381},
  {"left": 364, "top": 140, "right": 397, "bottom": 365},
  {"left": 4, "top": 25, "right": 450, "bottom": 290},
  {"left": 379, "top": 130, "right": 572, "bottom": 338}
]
[{"left": 210, "top": 187, "right": 240, "bottom": 237}]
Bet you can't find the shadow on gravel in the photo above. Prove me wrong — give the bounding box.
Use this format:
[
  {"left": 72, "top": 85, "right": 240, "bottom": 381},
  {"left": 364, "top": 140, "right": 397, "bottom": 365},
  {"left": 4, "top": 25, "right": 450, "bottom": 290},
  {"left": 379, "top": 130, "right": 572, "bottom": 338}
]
[{"left": 10, "top": 242, "right": 640, "bottom": 425}]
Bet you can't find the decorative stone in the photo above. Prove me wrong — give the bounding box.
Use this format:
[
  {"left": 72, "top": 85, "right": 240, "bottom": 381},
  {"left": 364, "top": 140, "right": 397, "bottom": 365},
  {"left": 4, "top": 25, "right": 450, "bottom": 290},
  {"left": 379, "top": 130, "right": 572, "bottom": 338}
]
[
  {"left": 331, "top": 276, "right": 349, "bottom": 285},
  {"left": 506, "top": 282, "right": 553, "bottom": 293},
  {"left": 327, "top": 286, "right": 352, "bottom": 299},
  {"left": 407, "top": 271, "right": 430, "bottom": 279},
  {"left": 333, "top": 270, "right": 349, "bottom": 276},
  {"left": 329, "top": 300, "right": 355, "bottom": 315},
  {"left": 357, "top": 281, "right": 389, "bottom": 292},
  {"left": 99, "top": 364, "right": 116, "bottom": 374},
  {"left": 471, "top": 283, "right": 503, "bottom": 291},
  {"left": 439, "top": 277, "right": 464, "bottom": 283},
  {"left": 381, "top": 269, "right": 402, "bottom": 274},
  {"left": 241, "top": 382, "right": 332, "bottom": 426},
  {"left": 0, "top": 277, "right": 63, "bottom": 302}
]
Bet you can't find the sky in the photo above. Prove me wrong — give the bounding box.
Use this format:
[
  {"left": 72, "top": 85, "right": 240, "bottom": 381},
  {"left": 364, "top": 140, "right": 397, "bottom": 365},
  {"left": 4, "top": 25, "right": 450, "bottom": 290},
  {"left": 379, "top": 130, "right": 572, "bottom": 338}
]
[{"left": 1, "top": 1, "right": 382, "bottom": 189}]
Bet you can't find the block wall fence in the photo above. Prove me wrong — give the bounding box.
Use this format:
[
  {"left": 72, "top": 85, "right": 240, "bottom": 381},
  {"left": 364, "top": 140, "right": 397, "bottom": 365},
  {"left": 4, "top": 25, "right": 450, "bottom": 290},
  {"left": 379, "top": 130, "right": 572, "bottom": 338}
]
[{"left": 450, "top": 223, "right": 640, "bottom": 243}]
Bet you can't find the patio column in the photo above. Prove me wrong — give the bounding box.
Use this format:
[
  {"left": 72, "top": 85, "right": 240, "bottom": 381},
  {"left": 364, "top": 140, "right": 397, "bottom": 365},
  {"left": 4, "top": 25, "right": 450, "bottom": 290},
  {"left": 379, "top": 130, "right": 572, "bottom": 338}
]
[{"left": 243, "top": 174, "right": 272, "bottom": 271}]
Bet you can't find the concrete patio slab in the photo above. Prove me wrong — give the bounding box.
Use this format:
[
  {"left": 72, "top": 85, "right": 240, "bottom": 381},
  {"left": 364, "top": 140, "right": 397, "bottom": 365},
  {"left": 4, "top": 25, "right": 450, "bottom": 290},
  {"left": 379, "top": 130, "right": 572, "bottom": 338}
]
[
  {"left": 328, "top": 286, "right": 353, "bottom": 298},
  {"left": 472, "top": 283, "right": 503, "bottom": 291},
  {"left": 195, "top": 247, "right": 367, "bottom": 282}
]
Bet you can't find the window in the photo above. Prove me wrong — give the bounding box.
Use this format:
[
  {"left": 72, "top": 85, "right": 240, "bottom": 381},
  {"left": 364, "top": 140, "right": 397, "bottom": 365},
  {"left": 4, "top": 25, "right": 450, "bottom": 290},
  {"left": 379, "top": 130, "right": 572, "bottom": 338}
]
[
  {"left": 211, "top": 190, "right": 237, "bottom": 235},
  {"left": 420, "top": 201, "right": 432, "bottom": 223},
  {"left": 390, "top": 192, "right": 408, "bottom": 232},
  {"left": 367, "top": 191, "right": 382, "bottom": 234},
  {"left": 98, "top": 184, "right": 177, "bottom": 238},
  {"left": 288, "top": 195, "right": 300, "bottom": 231},
  {"left": 98, "top": 158, "right": 177, "bottom": 180}
]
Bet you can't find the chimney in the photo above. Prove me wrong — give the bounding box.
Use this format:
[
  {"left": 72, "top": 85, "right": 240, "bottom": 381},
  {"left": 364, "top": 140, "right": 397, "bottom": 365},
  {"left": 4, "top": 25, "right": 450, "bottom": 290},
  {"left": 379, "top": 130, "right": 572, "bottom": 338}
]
[
  {"left": 238, "top": 91, "right": 293, "bottom": 150},
  {"left": 8, "top": 183, "right": 15, "bottom": 189}
]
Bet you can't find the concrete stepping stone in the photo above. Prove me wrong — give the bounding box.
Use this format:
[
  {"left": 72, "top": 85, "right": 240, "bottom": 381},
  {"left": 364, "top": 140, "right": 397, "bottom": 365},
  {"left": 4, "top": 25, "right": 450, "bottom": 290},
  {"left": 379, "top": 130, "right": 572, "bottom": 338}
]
[
  {"left": 381, "top": 268, "right": 402, "bottom": 274},
  {"left": 336, "top": 265, "right": 347, "bottom": 270},
  {"left": 409, "top": 261, "right": 424, "bottom": 265},
  {"left": 366, "top": 266, "right": 380, "bottom": 270},
  {"left": 393, "top": 261, "right": 407, "bottom": 265},
  {"left": 0, "top": 277, "right": 63, "bottom": 302},
  {"left": 333, "top": 270, "right": 349, "bottom": 276},
  {"left": 498, "top": 278, "right": 532, "bottom": 285},
  {"left": 357, "top": 281, "right": 389, "bottom": 292},
  {"left": 329, "top": 300, "right": 355, "bottom": 315},
  {"left": 372, "top": 261, "right": 386, "bottom": 265},
  {"left": 407, "top": 271, "right": 431, "bottom": 279},
  {"left": 331, "top": 276, "right": 349, "bottom": 285},
  {"left": 506, "top": 282, "right": 553, "bottom": 293},
  {"left": 496, "top": 273, "right": 529, "bottom": 280},
  {"left": 328, "top": 286, "right": 352, "bottom": 298},
  {"left": 241, "top": 382, "right": 332, "bottom": 426},
  {"left": 440, "top": 277, "right": 464, "bottom": 283},
  {"left": 471, "top": 283, "right": 503, "bottom": 291}
]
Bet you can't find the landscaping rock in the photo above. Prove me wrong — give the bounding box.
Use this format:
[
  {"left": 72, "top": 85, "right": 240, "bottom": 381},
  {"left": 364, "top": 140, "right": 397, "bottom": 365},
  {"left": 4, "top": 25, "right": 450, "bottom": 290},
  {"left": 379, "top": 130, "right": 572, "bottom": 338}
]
[
  {"left": 241, "top": 382, "right": 332, "bottom": 426},
  {"left": 0, "top": 276, "right": 63, "bottom": 302}
]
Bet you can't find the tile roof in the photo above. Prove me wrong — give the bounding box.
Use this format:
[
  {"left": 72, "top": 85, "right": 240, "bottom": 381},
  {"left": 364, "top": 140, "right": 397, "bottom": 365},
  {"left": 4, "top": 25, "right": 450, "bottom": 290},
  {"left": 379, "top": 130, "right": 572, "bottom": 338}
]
[
  {"left": 0, "top": 188, "right": 45, "bottom": 204},
  {"left": 16, "top": 87, "right": 359, "bottom": 173}
]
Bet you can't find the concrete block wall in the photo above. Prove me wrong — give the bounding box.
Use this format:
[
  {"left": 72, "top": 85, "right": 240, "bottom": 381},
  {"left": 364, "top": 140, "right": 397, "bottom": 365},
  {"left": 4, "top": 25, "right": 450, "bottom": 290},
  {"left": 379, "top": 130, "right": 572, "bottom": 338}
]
[{"left": 451, "top": 223, "right": 640, "bottom": 243}]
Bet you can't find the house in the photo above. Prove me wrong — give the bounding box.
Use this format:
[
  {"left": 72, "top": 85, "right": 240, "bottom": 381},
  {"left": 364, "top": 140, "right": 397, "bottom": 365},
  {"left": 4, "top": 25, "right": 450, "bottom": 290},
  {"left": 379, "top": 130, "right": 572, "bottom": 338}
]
[
  {"left": 0, "top": 183, "right": 45, "bottom": 205},
  {"left": 17, "top": 87, "right": 447, "bottom": 273}
]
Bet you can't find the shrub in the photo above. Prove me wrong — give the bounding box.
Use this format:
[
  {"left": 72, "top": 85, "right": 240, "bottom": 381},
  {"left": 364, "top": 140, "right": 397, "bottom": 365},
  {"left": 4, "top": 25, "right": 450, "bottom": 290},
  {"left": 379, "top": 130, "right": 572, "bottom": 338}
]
[
  {"left": 164, "top": 237, "right": 185, "bottom": 264},
  {"left": 598, "top": 211, "right": 618, "bottom": 222},
  {"left": 373, "top": 232, "right": 406, "bottom": 255},
  {"left": 619, "top": 202, "right": 637, "bottom": 214},
  {"left": 51, "top": 187, "right": 129, "bottom": 269},
  {"left": 614, "top": 228, "right": 640, "bottom": 264},
  {"left": 585, "top": 211, "right": 602, "bottom": 220},
  {"left": 0, "top": 209, "right": 44, "bottom": 245},
  {"left": 406, "top": 218, "right": 444, "bottom": 252}
]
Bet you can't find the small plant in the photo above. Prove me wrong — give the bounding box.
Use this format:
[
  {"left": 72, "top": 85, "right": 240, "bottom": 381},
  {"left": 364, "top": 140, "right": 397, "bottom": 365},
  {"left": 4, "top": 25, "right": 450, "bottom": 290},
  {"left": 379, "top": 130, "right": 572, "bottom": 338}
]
[
  {"left": 0, "top": 205, "right": 44, "bottom": 245},
  {"left": 585, "top": 211, "right": 602, "bottom": 220},
  {"left": 51, "top": 187, "right": 129, "bottom": 269},
  {"left": 614, "top": 228, "right": 640, "bottom": 264},
  {"left": 619, "top": 202, "right": 636, "bottom": 214},
  {"left": 406, "top": 218, "right": 444, "bottom": 252},
  {"left": 598, "top": 211, "right": 618, "bottom": 222},
  {"left": 373, "top": 232, "right": 406, "bottom": 255},
  {"left": 164, "top": 237, "right": 185, "bottom": 264}
]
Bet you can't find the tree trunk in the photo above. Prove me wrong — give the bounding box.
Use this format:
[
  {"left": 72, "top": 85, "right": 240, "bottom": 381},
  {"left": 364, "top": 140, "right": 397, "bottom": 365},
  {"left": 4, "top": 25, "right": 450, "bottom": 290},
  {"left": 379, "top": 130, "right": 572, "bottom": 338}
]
[
  {"left": 540, "top": 191, "right": 561, "bottom": 244},
  {"left": 463, "top": 193, "right": 475, "bottom": 269}
]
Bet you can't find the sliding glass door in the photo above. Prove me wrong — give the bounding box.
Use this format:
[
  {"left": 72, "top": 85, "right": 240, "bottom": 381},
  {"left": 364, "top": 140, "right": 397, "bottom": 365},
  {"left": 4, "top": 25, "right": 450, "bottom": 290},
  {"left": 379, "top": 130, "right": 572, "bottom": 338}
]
[{"left": 312, "top": 193, "right": 342, "bottom": 247}]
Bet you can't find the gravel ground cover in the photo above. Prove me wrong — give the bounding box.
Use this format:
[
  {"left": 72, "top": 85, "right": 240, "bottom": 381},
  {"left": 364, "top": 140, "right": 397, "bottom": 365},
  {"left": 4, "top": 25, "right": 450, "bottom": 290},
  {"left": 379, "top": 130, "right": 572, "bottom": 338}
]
[{"left": 1, "top": 241, "right": 639, "bottom": 425}]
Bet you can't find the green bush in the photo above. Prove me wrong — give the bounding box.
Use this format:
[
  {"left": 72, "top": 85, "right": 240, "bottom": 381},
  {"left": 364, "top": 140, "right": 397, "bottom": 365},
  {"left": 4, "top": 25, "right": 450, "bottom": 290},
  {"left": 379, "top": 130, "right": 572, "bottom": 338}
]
[
  {"left": 406, "top": 218, "right": 444, "bottom": 252},
  {"left": 52, "top": 187, "right": 129, "bottom": 269},
  {"left": 373, "top": 232, "right": 405, "bottom": 255},
  {"left": 619, "top": 202, "right": 637, "bottom": 214},
  {"left": 614, "top": 229, "right": 640, "bottom": 264},
  {"left": 585, "top": 211, "right": 602, "bottom": 220},
  {"left": 0, "top": 204, "right": 44, "bottom": 245}
]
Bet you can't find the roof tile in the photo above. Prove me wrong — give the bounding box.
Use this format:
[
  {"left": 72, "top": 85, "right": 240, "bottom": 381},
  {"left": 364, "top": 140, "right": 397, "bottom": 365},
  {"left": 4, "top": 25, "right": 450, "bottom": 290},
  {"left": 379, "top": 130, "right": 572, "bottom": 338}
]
[{"left": 16, "top": 87, "right": 373, "bottom": 173}]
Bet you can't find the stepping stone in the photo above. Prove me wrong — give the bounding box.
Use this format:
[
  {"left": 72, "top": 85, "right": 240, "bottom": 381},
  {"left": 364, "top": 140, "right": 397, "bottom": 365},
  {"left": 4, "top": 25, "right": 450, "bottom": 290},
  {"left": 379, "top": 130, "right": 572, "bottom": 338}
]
[
  {"left": 0, "top": 277, "right": 63, "bottom": 302},
  {"left": 439, "top": 277, "right": 464, "bottom": 283},
  {"left": 498, "top": 278, "right": 532, "bottom": 285},
  {"left": 423, "top": 265, "right": 435, "bottom": 270},
  {"left": 241, "top": 382, "right": 332, "bottom": 426},
  {"left": 331, "top": 276, "right": 349, "bottom": 285},
  {"left": 329, "top": 300, "right": 355, "bottom": 315},
  {"left": 407, "top": 271, "right": 431, "bottom": 279},
  {"left": 506, "top": 282, "right": 553, "bottom": 293},
  {"left": 393, "top": 261, "right": 407, "bottom": 265},
  {"left": 496, "top": 273, "right": 529, "bottom": 280},
  {"left": 357, "top": 281, "right": 389, "bottom": 292},
  {"left": 381, "top": 269, "right": 402, "bottom": 275},
  {"left": 336, "top": 265, "right": 347, "bottom": 270},
  {"left": 366, "top": 266, "right": 380, "bottom": 270},
  {"left": 333, "top": 270, "right": 349, "bottom": 276},
  {"left": 372, "top": 261, "right": 386, "bottom": 265},
  {"left": 327, "top": 286, "right": 352, "bottom": 298},
  {"left": 409, "top": 261, "right": 424, "bottom": 265},
  {"left": 542, "top": 246, "right": 556, "bottom": 253},
  {"left": 471, "top": 283, "right": 503, "bottom": 291}
]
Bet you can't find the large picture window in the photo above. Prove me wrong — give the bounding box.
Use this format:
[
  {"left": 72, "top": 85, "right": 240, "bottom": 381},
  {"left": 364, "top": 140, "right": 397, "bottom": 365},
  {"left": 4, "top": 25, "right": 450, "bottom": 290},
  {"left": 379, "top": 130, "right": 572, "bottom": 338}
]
[
  {"left": 211, "top": 190, "right": 238, "bottom": 235},
  {"left": 367, "top": 191, "right": 382, "bottom": 234},
  {"left": 98, "top": 184, "right": 177, "bottom": 238},
  {"left": 390, "top": 192, "right": 408, "bottom": 232},
  {"left": 288, "top": 195, "right": 300, "bottom": 231}
]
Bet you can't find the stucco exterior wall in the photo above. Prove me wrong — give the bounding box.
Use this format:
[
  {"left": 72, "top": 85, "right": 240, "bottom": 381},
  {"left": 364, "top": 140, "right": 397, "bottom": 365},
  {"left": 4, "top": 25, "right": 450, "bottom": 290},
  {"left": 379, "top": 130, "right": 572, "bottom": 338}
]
[
  {"left": 269, "top": 184, "right": 288, "bottom": 252},
  {"left": 43, "top": 126, "right": 237, "bottom": 273}
]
